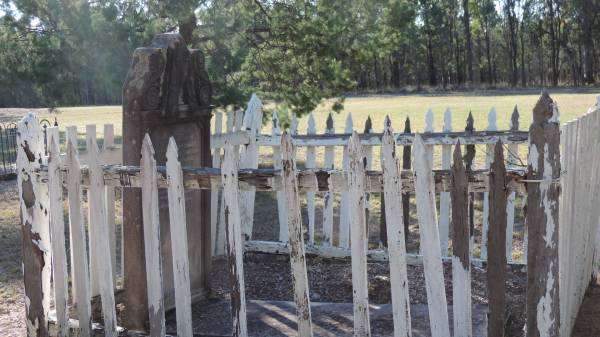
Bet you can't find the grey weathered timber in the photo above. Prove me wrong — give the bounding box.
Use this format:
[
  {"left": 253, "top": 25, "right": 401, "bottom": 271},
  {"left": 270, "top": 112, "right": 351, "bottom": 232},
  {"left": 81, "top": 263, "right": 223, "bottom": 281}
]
[
  {"left": 487, "top": 141, "right": 508, "bottom": 337},
  {"left": 222, "top": 144, "right": 248, "bottom": 337},
  {"left": 526, "top": 92, "right": 560, "bottom": 337},
  {"left": 18, "top": 113, "right": 51, "bottom": 337},
  {"left": 41, "top": 165, "right": 528, "bottom": 194},
  {"left": 450, "top": 142, "right": 472, "bottom": 337},
  {"left": 122, "top": 32, "right": 212, "bottom": 329},
  {"left": 280, "top": 133, "right": 313, "bottom": 337},
  {"left": 402, "top": 118, "right": 412, "bottom": 242}
]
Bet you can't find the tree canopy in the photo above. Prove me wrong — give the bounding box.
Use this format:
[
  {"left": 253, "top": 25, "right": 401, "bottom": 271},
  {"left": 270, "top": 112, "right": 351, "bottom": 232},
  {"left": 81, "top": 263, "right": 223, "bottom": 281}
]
[{"left": 1, "top": 0, "right": 600, "bottom": 115}]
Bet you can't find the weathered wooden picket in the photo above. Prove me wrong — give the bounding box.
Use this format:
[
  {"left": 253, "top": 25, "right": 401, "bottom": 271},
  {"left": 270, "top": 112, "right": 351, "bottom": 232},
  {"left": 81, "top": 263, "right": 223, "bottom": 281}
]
[
  {"left": 17, "top": 93, "right": 600, "bottom": 337},
  {"left": 209, "top": 94, "right": 530, "bottom": 263}
]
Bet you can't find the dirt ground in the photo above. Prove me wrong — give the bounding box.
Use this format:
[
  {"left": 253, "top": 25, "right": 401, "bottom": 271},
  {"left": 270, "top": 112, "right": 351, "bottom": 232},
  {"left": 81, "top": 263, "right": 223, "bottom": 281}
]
[{"left": 0, "top": 177, "right": 599, "bottom": 336}]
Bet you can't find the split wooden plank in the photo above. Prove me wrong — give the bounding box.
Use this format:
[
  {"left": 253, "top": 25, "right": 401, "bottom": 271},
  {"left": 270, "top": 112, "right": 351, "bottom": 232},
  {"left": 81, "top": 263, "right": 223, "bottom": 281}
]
[
  {"left": 140, "top": 135, "right": 166, "bottom": 337},
  {"left": 381, "top": 126, "right": 412, "bottom": 337},
  {"left": 66, "top": 138, "right": 92, "bottom": 336},
  {"left": 424, "top": 109, "right": 434, "bottom": 167},
  {"left": 103, "top": 124, "right": 118, "bottom": 284},
  {"left": 66, "top": 126, "right": 79, "bottom": 296},
  {"left": 87, "top": 127, "right": 118, "bottom": 337},
  {"left": 480, "top": 108, "right": 496, "bottom": 260},
  {"left": 18, "top": 113, "right": 51, "bottom": 337},
  {"left": 464, "top": 113, "right": 476, "bottom": 254},
  {"left": 211, "top": 111, "right": 223, "bottom": 255},
  {"left": 166, "top": 138, "right": 193, "bottom": 337},
  {"left": 347, "top": 132, "right": 371, "bottom": 337},
  {"left": 379, "top": 117, "right": 389, "bottom": 247},
  {"left": 450, "top": 142, "right": 472, "bottom": 337},
  {"left": 439, "top": 109, "right": 452, "bottom": 256},
  {"left": 412, "top": 134, "right": 450, "bottom": 337},
  {"left": 506, "top": 106, "right": 520, "bottom": 262},
  {"left": 322, "top": 113, "right": 335, "bottom": 246},
  {"left": 306, "top": 113, "right": 317, "bottom": 244},
  {"left": 47, "top": 128, "right": 69, "bottom": 337},
  {"left": 280, "top": 133, "right": 314, "bottom": 337},
  {"left": 526, "top": 91, "right": 560, "bottom": 337},
  {"left": 339, "top": 113, "right": 354, "bottom": 248},
  {"left": 86, "top": 125, "right": 100, "bottom": 298},
  {"left": 239, "top": 94, "right": 263, "bottom": 240},
  {"left": 487, "top": 141, "right": 508, "bottom": 337},
  {"left": 222, "top": 143, "right": 249, "bottom": 337},
  {"left": 272, "top": 112, "right": 289, "bottom": 242}
]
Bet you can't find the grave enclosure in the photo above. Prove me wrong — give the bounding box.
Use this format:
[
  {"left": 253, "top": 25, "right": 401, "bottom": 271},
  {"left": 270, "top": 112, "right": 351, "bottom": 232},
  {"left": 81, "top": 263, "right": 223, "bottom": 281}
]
[{"left": 16, "top": 33, "right": 600, "bottom": 337}]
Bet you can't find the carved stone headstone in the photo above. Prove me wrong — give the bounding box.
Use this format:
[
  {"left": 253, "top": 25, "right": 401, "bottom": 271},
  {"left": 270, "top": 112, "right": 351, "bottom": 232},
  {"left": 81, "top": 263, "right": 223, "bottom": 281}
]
[{"left": 122, "top": 33, "right": 212, "bottom": 330}]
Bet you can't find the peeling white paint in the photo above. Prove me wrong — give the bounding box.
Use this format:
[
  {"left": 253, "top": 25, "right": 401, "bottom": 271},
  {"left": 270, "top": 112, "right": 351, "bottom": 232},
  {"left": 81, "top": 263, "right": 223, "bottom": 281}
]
[
  {"left": 529, "top": 144, "right": 540, "bottom": 173},
  {"left": 537, "top": 262, "right": 556, "bottom": 337},
  {"left": 541, "top": 144, "right": 556, "bottom": 248}
]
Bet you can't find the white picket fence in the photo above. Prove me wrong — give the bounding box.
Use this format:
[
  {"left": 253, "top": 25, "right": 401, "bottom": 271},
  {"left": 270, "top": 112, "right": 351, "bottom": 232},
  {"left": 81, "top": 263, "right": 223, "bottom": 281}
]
[
  {"left": 210, "top": 94, "right": 530, "bottom": 263},
  {"left": 17, "top": 94, "right": 600, "bottom": 337}
]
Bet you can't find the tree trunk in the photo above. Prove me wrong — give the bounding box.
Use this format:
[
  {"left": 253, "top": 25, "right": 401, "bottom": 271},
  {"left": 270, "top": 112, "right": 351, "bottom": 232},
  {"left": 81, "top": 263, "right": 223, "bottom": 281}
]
[{"left": 463, "top": 0, "right": 474, "bottom": 83}]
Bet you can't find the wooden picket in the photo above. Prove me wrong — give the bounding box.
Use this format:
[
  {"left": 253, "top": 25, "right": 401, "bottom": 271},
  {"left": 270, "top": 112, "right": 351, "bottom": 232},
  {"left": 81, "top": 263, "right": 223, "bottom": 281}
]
[
  {"left": 66, "top": 138, "right": 92, "bottom": 336},
  {"left": 166, "top": 137, "right": 193, "bottom": 337},
  {"left": 87, "top": 126, "right": 117, "bottom": 336},
  {"left": 322, "top": 113, "right": 335, "bottom": 246},
  {"left": 412, "top": 134, "right": 450, "bottom": 337},
  {"left": 280, "top": 133, "right": 313, "bottom": 337},
  {"left": 506, "top": 106, "right": 520, "bottom": 262},
  {"left": 347, "top": 132, "right": 371, "bottom": 336},
  {"left": 339, "top": 113, "right": 353, "bottom": 248},
  {"left": 222, "top": 143, "right": 249, "bottom": 337},
  {"left": 450, "top": 142, "right": 472, "bottom": 337},
  {"left": 104, "top": 123, "right": 117, "bottom": 284},
  {"left": 140, "top": 135, "right": 166, "bottom": 337},
  {"left": 480, "top": 108, "right": 497, "bottom": 260},
  {"left": 211, "top": 111, "right": 223, "bottom": 256},
  {"left": 439, "top": 109, "right": 451, "bottom": 256},
  {"left": 381, "top": 125, "right": 412, "bottom": 337},
  {"left": 305, "top": 113, "right": 317, "bottom": 244},
  {"left": 272, "top": 112, "right": 289, "bottom": 242}
]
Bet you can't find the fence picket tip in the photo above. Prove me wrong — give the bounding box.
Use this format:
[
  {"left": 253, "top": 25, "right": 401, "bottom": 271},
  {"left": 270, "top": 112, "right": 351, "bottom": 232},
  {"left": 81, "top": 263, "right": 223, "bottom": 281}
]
[
  {"left": 384, "top": 115, "right": 391, "bottom": 129},
  {"left": 364, "top": 115, "right": 373, "bottom": 133},
  {"left": 511, "top": 106, "right": 520, "bottom": 131},
  {"left": 308, "top": 113, "right": 316, "bottom": 133},
  {"left": 167, "top": 136, "right": 179, "bottom": 159},
  {"left": 488, "top": 108, "right": 497, "bottom": 130},
  {"left": 326, "top": 113, "right": 334, "bottom": 130},
  {"left": 425, "top": 110, "right": 434, "bottom": 132}
]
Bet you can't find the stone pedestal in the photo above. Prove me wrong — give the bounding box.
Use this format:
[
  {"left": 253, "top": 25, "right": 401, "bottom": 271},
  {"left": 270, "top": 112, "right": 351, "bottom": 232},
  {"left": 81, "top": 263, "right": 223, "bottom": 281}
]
[{"left": 122, "top": 33, "right": 212, "bottom": 330}]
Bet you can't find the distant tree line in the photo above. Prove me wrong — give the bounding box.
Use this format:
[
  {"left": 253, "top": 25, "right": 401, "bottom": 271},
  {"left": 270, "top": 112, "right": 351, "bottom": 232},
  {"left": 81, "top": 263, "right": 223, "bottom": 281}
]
[{"left": 1, "top": 0, "right": 600, "bottom": 115}]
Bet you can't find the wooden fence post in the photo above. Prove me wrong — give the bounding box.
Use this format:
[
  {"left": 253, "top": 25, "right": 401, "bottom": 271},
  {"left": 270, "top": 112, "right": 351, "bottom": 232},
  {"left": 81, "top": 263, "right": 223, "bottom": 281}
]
[
  {"left": 66, "top": 139, "right": 92, "bottom": 336},
  {"left": 339, "top": 113, "right": 353, "bottom": 248},
  {"left": 322, "top": 113, "right": 335, "bottom": 246},
  {"left": 439, "top": 109, "right": 452, "bottom": 256},
  {"left": 526, "top": 91, "right": 560, "bottom": 337},
  {"left": 464, "top": 112, "right": 476, "bottom": 253},
  {"left": 47, "top": 128, "right": 69, "bottom": 337},
  {"left": 506, "top": 106, "right": 520, "bottom": 262},
  {"left": 487, "top": 141, "right": 508, "bottom": 337},
  {"left": 239, "top": 94, "right": 263, "bottom": 240},
  {"left": 222, "top": 142, "right": 249, "bottom": 337},
  {"left": 17, "top": 113, "right": 51, "bottom": 337},
  {"left": 347, "top": 132, "right": 371, "bottom": 336},
  {"left": 381, "top": 124, "right": 412, "bottom": 337},
  {"left": 451, "top": 142, "right": 472, "bottom": 337},
  {"left": 87, "top": 126, "right": 117, "bottom": 337},
  {"left": 166, "top": 138, "right": 193, "bottom": 337},
  {"left": 140, "top": 135, "right": 166, "bottom": 336},
  {"left": 272, "top": 112, "right": 289, "bottom": 242},
  {"left": 86, "top": 125, "right": 100, "bottom": 298},
  {"left": 481, "top": 108, "right": 497, "bottom": 260},
  {"left": 413, "top": 134, "right": 450, "bottom": 337},
  {"left": 281, "top": 132, "right": 314, "bottom": 337},
  {"left": 306, "top": 113, "right": 317, "bottom": 244}
]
